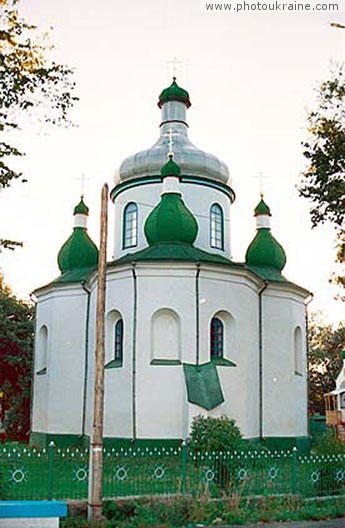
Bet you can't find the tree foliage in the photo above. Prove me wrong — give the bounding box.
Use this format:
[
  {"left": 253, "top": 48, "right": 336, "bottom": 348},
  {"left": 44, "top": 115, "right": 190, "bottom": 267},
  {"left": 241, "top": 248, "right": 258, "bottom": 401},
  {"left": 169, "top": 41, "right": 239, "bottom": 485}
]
[
  {"left": 300, "top": 63, "right": 345, "bottom": 229},
  {"left": 308, "top": 317, "right": 345, "bottom": 415},
  {"left": 0, "top": 274, "right": 34, "bottom": 439},
  {"left": 299, "top": 64, "right": 345, "bottom": 296},
  {"left": 0, "top": 0, "right": 77, "bottom": 249}
]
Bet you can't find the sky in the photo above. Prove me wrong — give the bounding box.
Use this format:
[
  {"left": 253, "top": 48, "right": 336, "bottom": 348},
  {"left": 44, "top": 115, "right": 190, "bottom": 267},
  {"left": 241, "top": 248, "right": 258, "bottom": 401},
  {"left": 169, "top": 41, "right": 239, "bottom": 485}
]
[{"left": 0, "top": 0, "right": 344, "bottom": 324}]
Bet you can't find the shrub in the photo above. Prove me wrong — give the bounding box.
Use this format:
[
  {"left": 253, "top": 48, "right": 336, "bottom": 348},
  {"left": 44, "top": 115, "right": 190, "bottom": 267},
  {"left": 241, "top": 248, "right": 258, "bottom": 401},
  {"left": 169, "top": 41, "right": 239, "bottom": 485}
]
[
  {"left": 188, "top": 415, "right": 243, "bottom": 455},
  {"left": 312, "top": 428, "right": 345, "bottom": 455}
]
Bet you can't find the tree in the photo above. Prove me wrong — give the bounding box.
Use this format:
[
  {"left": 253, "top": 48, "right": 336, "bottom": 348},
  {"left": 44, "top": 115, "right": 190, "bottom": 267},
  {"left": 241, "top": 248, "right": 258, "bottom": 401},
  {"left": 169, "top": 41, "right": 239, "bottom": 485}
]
[
  {"left": 299, "top": 63, "right": 345, "bottom": 297},
  {"left": 0, "top": 274, "right": 34, "bottom": 439},
  {"left": 308, "top": 317, "right": 345, "bottom": 415},
  {"left": 0, "top": 0, "right": 77, "bottom": 249}
]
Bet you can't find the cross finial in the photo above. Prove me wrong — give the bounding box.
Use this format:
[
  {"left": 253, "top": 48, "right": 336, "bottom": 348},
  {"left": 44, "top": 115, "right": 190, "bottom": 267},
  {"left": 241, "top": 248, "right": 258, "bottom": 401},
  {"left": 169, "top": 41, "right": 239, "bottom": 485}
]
[
  {"left": 168, "top": 127, "right": 174, "bottom": 157},
  {"left": 74, "top": 173, "right": 90, "bottom": 198},
  {"left": 253, "top": 172, "right": 268, "bottom": 196},
  {"left": 167, "top": 56, "right": 182, "bottom": 79}
]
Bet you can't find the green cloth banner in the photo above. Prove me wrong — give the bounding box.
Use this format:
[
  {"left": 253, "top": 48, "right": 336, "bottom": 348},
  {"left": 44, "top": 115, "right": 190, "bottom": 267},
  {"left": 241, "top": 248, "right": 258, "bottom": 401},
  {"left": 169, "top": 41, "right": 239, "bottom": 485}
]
[{"left": 183, "top": 362, "right": 224, "bottom": 410}]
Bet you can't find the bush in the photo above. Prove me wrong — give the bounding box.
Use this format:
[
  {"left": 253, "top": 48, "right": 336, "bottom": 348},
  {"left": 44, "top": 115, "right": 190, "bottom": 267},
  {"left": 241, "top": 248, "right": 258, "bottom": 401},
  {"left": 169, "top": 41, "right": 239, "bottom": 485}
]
[
  {"left": 312, "top": 428, "right": 345, "bottom": 455},
  {"left": 188, "top": 415, "right": 243, "bottom": 455}
]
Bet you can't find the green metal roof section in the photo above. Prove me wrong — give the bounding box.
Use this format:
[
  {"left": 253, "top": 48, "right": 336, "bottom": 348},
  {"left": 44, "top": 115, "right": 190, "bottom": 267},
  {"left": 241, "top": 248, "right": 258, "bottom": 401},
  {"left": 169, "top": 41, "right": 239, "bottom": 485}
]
[
  {"left": 144, "top": 193, "right": 198, "bottom": 245},
  {"left": 51, "top": 266, "right": 96, "bottom": 286},
  {"left": 244, "top": 264, "right": 289, "bottom": 283},
  {"left": 160, "top": 155, "right": 181, "bottom": 177},
  {"left": 74, "top": 197, "right": 89, "bottom": 215},
  {"left": 57, "top": 227, "right": 99, "bottom": 274},
  {"left": 254, "top": 196, "right": 271, "bottom": 216},
  {"left": 245, "top": 228, "right": 286, "bottom": 272},
  {"left": 113, "top": 242, "right": 240, "bottom": 266},
  {"left": 158, "top": 77, "right": 191, "bottom": 108},
  {"left": 183, "top": 362, "right": 224, "bottom": 410}
]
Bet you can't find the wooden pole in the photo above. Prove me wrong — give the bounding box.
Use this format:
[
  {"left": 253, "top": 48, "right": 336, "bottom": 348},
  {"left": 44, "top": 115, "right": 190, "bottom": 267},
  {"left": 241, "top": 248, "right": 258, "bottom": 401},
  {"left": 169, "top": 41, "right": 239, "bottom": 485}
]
[{"left": 88, "top": 183, "right": 108, "bottom": 522}]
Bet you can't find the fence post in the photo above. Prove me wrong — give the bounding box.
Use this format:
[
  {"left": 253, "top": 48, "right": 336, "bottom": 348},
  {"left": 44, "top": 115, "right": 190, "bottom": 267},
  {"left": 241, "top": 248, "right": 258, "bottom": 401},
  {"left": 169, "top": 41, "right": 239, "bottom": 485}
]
[
  {"left": 292, "top": 445, "right": 298, "bottom": 495},
  {"left": 182, "top": 440, "right": 187, "bottom": 494},
  {"left": 48, "top": 441, "right": 55, "bottom": 500}
]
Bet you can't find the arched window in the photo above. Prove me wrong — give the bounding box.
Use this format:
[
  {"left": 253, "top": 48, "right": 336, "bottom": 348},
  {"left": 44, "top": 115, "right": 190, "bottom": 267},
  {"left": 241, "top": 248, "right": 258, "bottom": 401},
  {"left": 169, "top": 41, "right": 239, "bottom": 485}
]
[
  {"left": 294, "top": 326, "right": 303, "bottom": 375},
  {"left": 114, "top": 319, "right": 124, "bottom": 364},
  {"left": 105, "top": 310, "right": 124, "bottom": 369},
  {"left": 36, "top": 325, "right": 48, "bottom": 375},
  {"left": 210, "top": 317, "right": 224, "bottom": 359},
  {"left": 151, "top": 308, "right": 181, "bottom": 364},
  {"left": 210, "top": 203, "right": 224, "bottom": 249},
  {"left": 123, "top": 202, "right": 138, "bottom": 249}
]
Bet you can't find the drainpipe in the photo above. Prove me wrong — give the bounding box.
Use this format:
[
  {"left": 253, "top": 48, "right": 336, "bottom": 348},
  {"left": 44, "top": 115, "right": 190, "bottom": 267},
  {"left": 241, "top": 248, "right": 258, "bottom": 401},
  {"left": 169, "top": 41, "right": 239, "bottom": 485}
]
[
  {"left": 29, "top": 292, "right": 38, "bottom": 444},
  {"left": 195, "top": 263, "right": 201, "bottom": 366},
  {"left": 258, "top": 280, "right": 268, "bottom": 441},
  {"left": 81, "top": 280, "right": 91, "bottom": 441},
  {"left": 131, "top": 264, "right": 138, "bottom": 441},
  {"left": 305, "top": 293, "right": 314, "bottom": 438}
]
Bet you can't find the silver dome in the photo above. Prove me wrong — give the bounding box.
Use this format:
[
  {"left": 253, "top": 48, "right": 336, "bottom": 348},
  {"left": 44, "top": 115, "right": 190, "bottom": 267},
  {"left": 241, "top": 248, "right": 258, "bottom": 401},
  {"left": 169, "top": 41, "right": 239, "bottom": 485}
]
[{"left": 118, "top": 100, "right": 230, "bottom": 185}]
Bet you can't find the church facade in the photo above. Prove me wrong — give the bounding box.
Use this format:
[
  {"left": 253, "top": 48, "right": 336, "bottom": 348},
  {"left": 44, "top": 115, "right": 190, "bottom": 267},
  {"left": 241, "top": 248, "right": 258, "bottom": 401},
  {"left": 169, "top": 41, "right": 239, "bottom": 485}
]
[{"left": 30, "top": 79, "right": 310, "bottom": 450}]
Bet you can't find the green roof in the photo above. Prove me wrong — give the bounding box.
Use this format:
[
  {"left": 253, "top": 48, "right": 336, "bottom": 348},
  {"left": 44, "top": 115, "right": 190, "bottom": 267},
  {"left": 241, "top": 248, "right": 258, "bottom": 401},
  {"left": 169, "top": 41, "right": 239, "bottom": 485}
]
[
  {"left": 161, "top": 155, "right": 181, "bottom": 177},
  {"left": 144, "top": 193, "right": 198, "bottom": 245},
  {"left": 245, "top": 228, "right": 286, "bottom": 272},
  {"left": 57, "top": 227, "right": 99, "bottom": 273},
  {"left": 245, "top": 264, "right": 288, "bottom": 283},
  {"left": 254, "top": 197, "right": 271, "bottom": 216},
  {"left": 74, "top": 197, "right": 89, "bottom": 215},
  {"left": 158, "top": 78, "right": 191, "bottom": 108},
  {"left": 113, "top": 242, "right": 239, "bottom": 266}
]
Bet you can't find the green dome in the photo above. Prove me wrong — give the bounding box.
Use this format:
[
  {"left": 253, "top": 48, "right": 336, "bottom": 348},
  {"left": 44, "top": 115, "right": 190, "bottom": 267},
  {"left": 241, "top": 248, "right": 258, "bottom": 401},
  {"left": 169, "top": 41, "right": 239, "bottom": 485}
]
[
  {"left": 74, "top": 197, "right": 89, "bottom": 215},
  {"left": 160, "top": 155, "right": 181, "bottom": 177},
  {"left": 58, "top": 228, "right": 99, "bottom": 273},
  {"left": 245, "top": 228, "right": 286, "bottom": 271},
  {"left": 158, "top": 77, "right": 191, "bottom": 108},
  {"left": 254, "top": 197, "right": 271, "bottom": 216},
  {"left": 144, "top": 193, "right": 198, "bottom": 245}
]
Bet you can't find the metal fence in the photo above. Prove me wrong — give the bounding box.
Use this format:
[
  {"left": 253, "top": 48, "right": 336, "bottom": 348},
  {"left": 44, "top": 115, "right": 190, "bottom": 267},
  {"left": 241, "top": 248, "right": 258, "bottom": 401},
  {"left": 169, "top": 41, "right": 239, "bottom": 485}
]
[{"left": 1, "top": 444, "right": 345, "bottom": 501}]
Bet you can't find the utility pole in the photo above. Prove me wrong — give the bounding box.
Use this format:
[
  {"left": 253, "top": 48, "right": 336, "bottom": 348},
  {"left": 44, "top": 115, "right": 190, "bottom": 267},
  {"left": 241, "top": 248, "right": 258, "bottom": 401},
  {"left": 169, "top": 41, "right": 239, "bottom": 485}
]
[{"left": 88, "top": 183, "right": 108, "bottom": 523}]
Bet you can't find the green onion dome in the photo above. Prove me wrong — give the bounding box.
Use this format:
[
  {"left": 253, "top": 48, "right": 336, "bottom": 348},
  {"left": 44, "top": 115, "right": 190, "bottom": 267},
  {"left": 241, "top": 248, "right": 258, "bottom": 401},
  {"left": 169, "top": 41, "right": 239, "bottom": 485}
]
[
  {"left": 160, "top": 155, "right": 181, "bottom": 177},
  {"left": 245, "top": 196, "right": 286, "bottom": 272},
  {"left": 74, "top": 197, "right": 89, "bottom": 215},
  {"left": 57, "top": 200, "right": 99, "bottom": 273},
  {"left": 158, "top": 77, "right": 191, "bottom": 108},
  {"left": 254, "top": 196, "right": 271, "bottom": 216},
  {"left": 245, "top": 229, "right": 286, "bottom": 272},
  {"left": 144, "top": 158, "right": 198, "bottom": 245}
]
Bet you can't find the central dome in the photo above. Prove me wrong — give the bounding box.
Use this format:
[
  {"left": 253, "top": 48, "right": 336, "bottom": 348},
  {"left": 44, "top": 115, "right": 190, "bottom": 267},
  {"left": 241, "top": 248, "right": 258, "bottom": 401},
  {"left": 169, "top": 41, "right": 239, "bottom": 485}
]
[{"left": 117, "top": 78, "right": 230, "bottom": 185}]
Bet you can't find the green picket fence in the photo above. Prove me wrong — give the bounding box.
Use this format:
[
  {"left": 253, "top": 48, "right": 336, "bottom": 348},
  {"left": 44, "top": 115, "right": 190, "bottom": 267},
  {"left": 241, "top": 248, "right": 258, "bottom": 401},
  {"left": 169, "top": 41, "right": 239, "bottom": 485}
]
[{"left": 1, "top": 444, "right": 345, "bottom": 500}]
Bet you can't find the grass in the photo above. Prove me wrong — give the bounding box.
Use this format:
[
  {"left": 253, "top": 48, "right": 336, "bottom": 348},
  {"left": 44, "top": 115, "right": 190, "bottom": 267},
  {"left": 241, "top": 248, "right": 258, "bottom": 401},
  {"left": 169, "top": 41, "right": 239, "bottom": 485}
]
[{"left": 60, "top": 495, "right": 345, "bottom": 527}]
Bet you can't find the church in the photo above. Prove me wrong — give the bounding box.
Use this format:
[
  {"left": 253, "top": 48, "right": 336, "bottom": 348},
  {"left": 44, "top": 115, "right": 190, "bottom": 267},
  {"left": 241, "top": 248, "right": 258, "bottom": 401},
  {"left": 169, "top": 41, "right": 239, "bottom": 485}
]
[{"left": 30, "top": 78, "right": 310, "bottom": 451}]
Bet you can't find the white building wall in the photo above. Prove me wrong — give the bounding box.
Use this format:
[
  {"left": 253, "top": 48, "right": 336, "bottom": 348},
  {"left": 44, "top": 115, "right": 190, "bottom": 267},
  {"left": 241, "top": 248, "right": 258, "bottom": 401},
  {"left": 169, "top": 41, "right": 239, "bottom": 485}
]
[
  {"left": 31, "top": 299, "right": 52, "bottom": 432},
  {"left": 32, "top": 285, "right": 88, "bottom": 436},
  {"left": 113, "top": 183, "right": 231, "bottom": 260},
  {"left": 262, "top": 286, "right": 308, "bottom": 438},
  {"left": 198, "top": 269, "right": 261, "bottom": 439}
]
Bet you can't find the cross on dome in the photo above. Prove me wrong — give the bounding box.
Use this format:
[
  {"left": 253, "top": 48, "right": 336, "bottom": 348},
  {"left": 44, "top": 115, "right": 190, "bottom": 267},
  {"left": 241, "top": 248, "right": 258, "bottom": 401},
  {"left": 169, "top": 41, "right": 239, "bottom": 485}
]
[
  {"left": 167, "top": 56, "right": 182, "bottom": 79},
  {"left": 74, "top": 173, "right": 90, "bottom": 198}
]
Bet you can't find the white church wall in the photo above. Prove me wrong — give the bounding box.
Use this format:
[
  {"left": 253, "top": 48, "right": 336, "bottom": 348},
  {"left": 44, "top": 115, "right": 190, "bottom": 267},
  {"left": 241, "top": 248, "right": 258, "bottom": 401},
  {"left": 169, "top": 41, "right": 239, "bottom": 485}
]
[
  {"left": 134, "top": 265, "right": 195, "bottom": 439},
  {"left": 198, "top": 268, "right": 261, "bottom": 439},
  {"left": 87, "top": 268, "right": 135, "bottom": 439},
  {"left": 31, "top": 298, "right": 53, "bottom": 433},
  {"left": 32, "top": 286, "right": 88, "bottom": 436},
  {"left": 113, "top": 183, "right": 231, "bottom": 260},
  {"left": 262, "top": 286, "right": 308, "bottom": 438},
  {"left": 45, "top": 287, "right": 88, "bottom": 435}
]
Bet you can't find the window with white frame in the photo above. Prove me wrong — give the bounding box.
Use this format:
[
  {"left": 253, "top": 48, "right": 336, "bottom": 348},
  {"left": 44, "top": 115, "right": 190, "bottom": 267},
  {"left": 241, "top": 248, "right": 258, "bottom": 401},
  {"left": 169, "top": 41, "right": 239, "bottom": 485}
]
[
  {"left": 123, "top": 202, "right": 138, "bottom": 249},
  {"left": 210, "top": 203, "right": 224, "bottom": 249}
]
